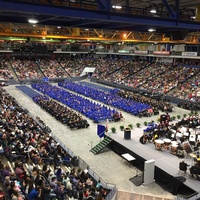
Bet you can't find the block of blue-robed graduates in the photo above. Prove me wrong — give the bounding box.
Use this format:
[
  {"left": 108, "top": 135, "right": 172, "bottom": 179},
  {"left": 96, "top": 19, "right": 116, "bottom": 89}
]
[
  {"left": 58, "top": 80, "right": 152, "bottom": 116},
  {"left": 31, "top": 82, "right": 121, "bottom": 123}
]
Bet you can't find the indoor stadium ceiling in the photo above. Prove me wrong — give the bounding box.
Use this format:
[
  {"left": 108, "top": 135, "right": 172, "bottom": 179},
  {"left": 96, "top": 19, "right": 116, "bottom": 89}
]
[{"left": 0, "top": 0, "right": 200, "bottom": 42}]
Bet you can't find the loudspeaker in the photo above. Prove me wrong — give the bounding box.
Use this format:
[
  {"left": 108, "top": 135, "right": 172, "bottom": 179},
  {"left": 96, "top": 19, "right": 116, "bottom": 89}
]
[{"left": 171, "top": 29, "right": 188, "bottom": 40}]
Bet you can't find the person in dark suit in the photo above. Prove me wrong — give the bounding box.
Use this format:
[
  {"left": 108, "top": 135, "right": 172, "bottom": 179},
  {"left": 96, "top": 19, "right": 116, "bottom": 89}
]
[
  {"left": 189, "top": 164, "right": 200, "bottom": 178},
  {"left": 179, "top": 160, "right": 189, "bottom": 173}
]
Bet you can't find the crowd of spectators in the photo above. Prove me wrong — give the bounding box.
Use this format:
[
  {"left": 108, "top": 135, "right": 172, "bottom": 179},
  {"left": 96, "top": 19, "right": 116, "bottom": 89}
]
[
  {"left": 92, "top": 57, "right": 127, "bottom": 81},
  {"left": 139, "top": 65, "right": 199, "bottom": 94},
  {"left": 91, "top": 59, "right": 200, "bottom": 105},
  {"left": 32, "top": 95, "right": 90, "bottom": 129},
  {"left": 31, "top": 82, "right": 118, "bottom": 123},
  {"left": 58, "top": 58, "right": 75, "bottom": 76},
  {"left": 0, "top": 87, "right": 109, "bottom": 200},
  {"left": 129, "top": 62, "right": 172, "bottom": 89},
  {"left": 37, "top": 59, "right": 68, "bottom": 78},
  {"left": 59, "top": 57, "right": 95, "bottom": 77},
  {"left": 73, "top": 58, "right": 94, "bottom": 77},
  {"left": 168, "top": 69, "right": 200, "bottom": 103},
  {"left": 11, "top": 59, "right": 43, "bottom": 80},
  {"left": 1, "top": 56, "right": 200, "bottom": 105},
  {"left": 107, "top": 60, "right": 150, "bottom": 85},
  {"left": 0, "top": 58, "right": 13, "bottom": 80}
]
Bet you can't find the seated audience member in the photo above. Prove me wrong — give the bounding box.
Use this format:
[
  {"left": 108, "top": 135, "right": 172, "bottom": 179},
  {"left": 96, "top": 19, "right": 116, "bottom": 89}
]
[
  {"left": 96, "top": 180, "right": 102, "bottom": 189},
  {"left": 11, "top": 190, "right": 24, "bottom": 200},
  {"left": 179, "top": 160, "right": 189, "bottom": 173},
  {"left": 14, "top": 162, "right": 26, "bottom": 180},
  {"left": 28, "top": 186, "right": 42, "bottom": 200},
  {"left": 54, "top": 181, "right": 66, "bottom": 198},
  {"left": 3, "top": 165, "right": 16, "bottom": 179}
]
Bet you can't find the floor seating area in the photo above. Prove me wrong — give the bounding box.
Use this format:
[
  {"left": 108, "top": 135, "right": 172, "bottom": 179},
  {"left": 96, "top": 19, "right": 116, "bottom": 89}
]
[
  {"left": 16, "top": 85, "right": 90, "bottom": 129},
  {"left": 31, "top": 82, "right": 117, "bottom": 123},
  {"left": 58, "top": 81, "right": 151, "bottom": 116},
  {"left": 16, "top": 85, "right": 42, "bottom": 98},
  {"left": 80, "top": 81, "right": 113, "bottom": 93}
]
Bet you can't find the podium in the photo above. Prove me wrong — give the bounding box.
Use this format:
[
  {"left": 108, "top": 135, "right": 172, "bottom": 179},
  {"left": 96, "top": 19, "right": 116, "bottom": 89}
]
[{"left": 124, "top": 127, "right": 131, "bottom": 140}]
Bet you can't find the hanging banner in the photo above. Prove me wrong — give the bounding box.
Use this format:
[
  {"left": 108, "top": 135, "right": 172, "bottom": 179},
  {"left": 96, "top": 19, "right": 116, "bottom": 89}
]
[
  {"left": 153, "top": 51, "right": 170, "bottom": 55},
  {"left": 134, "top": 50, "right": 148, "bottom": 54},
  {"left": 181, "top": 52, "right": 197, "bottom": 56}
]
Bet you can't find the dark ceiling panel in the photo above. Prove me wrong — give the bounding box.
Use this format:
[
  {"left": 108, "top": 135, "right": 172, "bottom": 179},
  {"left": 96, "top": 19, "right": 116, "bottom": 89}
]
[
  {"left": 0, "top": 0, "right": 199, "bottom": 42},
  {"left": 0, "top": 0, "right": 200, "bottom": 31}
]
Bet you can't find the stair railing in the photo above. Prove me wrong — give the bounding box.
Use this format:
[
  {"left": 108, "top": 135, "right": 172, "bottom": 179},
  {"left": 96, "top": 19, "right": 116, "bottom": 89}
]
[{"left": 90, "top": 130, "right": 109, "bottom": 150}]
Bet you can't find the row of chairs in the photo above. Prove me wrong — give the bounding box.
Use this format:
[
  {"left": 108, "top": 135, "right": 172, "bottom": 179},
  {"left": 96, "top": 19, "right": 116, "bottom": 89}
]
[
  {"left": 58, "top": 81, "right": 151, "bottom": 116},
  {"left": 32, "top": 82, "right": 116, "bottom": 123}
]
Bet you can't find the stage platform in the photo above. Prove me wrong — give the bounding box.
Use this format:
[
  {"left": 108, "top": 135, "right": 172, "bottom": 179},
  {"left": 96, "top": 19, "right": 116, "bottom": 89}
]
[{"left": 108, "top": 128, "right": 200, "bottom": 196}]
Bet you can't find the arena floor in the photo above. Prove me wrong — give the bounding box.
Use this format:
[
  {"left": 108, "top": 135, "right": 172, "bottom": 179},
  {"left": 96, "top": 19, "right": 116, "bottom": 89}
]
[{"left": 5, "top": 83, "right": 195, "bottom": 200}]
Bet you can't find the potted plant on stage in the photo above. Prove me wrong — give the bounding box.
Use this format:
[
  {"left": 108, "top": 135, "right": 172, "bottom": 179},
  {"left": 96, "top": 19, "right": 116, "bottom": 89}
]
[
  {"left": 128, "top": 124, "right": 133, "bottom": 129},
  {"left": 144, "top": 121, "right": 148, "bottom": 126},
  {"left": 172, "top": 116, "right": 176, "bottom": 121},
  {"left": 120, "top": 125, "right": 124, "bottom": 131},
  {"left": 136, "top": 123, "right": 141, "bottom": 128},
  {"left": 188, "top": 113, "right": 192, "bottom": 117},
  {"left": 183, "top": 113, "right": 187, "bottom": 118},
  {"left": 111, "top": 127, "right": 116, "bottom": 133},
  {"left": 177, "top": 115, "right": 181, "bottom": 120}
]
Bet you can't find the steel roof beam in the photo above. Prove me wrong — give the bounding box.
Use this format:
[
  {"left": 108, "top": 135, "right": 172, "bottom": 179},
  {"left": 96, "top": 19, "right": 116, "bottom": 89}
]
[
  {"left": 95, "top": 0, "right": 105, "bottom": 10},
  {"left": 0, "top": 0, "right": 200, "bottom": 30},
  {"left": 175, "top": 0, "right": 180, "bottom": 19},
  {"left": 162, "top": 0, "right": 175, "bottom": 18}
]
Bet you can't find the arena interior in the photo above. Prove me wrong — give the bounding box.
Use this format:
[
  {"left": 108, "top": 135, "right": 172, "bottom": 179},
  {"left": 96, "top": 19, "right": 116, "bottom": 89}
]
[{"left": 0, "top": 1, "right": 200, "bottom": 200}]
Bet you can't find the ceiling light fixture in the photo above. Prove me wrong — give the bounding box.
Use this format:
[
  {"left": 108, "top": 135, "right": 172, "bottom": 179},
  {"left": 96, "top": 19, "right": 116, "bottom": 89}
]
[
  {"left": 150, "top": 9, "right": 157, "bottom": 13},
  {"left": 28, "top": 18, "right": 38, "bottom": 24},
  {"left": 112, "top": 5, "right": 122, "bottom": 9},
  {"left": 148, "top": 28, "right": 156, "bottom": 32}
]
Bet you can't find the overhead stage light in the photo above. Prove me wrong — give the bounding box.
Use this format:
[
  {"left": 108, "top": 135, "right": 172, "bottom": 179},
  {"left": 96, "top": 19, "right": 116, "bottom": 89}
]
[
  {"left": 150, "top": 9, "right": 157, "bottom": 13},
  {"left": 28, "top": 19, "right": 38, "bottom": 24},
  {"left": 148, "top": 28, "right": 156, "bottom": 32},
  {"left": 112, "top": 5, "right": 122, "bottom": 9}
]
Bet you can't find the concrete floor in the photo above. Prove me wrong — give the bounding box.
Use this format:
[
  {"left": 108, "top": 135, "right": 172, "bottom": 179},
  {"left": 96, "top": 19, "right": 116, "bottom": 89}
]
[{"left": 5, "top": 84, "right": 194, "bottom": 200}]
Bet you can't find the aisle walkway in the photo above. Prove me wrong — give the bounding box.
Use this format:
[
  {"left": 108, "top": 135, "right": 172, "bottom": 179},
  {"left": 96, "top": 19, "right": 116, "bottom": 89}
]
[{"left": 5, "top": 84, "right": 192, "bottom": 200}]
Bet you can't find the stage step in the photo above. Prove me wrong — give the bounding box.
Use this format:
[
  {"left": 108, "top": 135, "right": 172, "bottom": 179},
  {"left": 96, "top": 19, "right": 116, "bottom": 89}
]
[{"left": 90, "top": 137, "right": 112, "bottom": 155}]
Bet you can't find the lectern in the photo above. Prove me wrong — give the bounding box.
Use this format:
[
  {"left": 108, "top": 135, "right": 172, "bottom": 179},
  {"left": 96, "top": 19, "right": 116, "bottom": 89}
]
[{"left": 124, "top": 127, "right": 131, "bottom": 140}]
